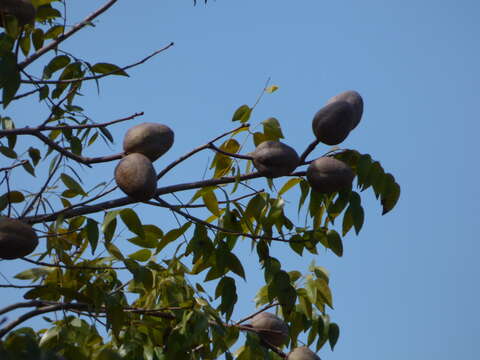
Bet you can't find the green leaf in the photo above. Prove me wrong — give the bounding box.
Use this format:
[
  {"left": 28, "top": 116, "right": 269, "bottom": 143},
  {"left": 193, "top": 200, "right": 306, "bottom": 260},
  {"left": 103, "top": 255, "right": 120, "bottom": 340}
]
[
  {"left": 85, "top": 218, "right": 99, "bottom": 254},
  {"left": 328, "top": 323, "right": 340, "bottom": 350},
  {"left": 91, "top": 62, "right": 128, "bottom": 76},
  {"left": 232, "top": 104, "right": 251, "bottom": 123},
  {"left": 44, "top": 25, "right": 64, "bottom": 39},
  {"left": 202, "top": 188, "right": 220, "bottom": 216},
  {"left": 356, "top": 154, "right": 372, "bottom": 188},
  {"left": 0, "top": 52, "right": 20, "bottom": 107},
  {"left": 327, "top": 189, "right": 350, "bottom": 222},
  {"left": 32, "top": 28, "right": 45, "bottom": 50},
  {"left": 15, "top": 267, "right": 51, "bottom": 280},
  {"left": 342, "top": 205, "right": 354, "bottom": 236},
  {"left": 99, "top": 126, "right": 114, "bottom": 143},
  {"left": 227, "top": 253, "right": 245, "bottom": 279},
  {"left": 102, "top": 210, "right": 119, "bottom": 242},
  {"left": 36, "top": 6, "right": 62, "bottom": 22},
  {"left": 22, "top": 161, "right": 35, "bottom": 176},
  {"left": 279, "top": 178, "right": 301, "bottom": 195},
  {"left": 163, "top": 222, "right": 191, "bottom": 243},
  {"left": 0, "top": 145, "right": 17, "bottom": 158},
  {"left": 20, "top": 32, "right": 31, "bottom": 57},
  {"left": 244, "top": 193, "right": 267, "bottom": 222},
  {"left": 265, "top": 85, "right": 279, "bottom": 93},
  {"left": 262, "top": 117, "right": 284, "bottom": 140},
  {"left": 128, "top": 233, "right": 158, "bottom": 249},
  {"left": 215, "top": 276, "right": 238, "bottom": 321},
  {"left": 39, "top": 85, "right": 49, "bottom": 100},
  {"left": 298, "top": 179, "right": 310, "bottom": 213},
  {"left": 210, "top": 139, "right": 240, "bottom": 178},
  {"left": 352, "top": 205, "right": 365, "bottom": 234},
  {"left": 28, "top": 147, "right": 41, "bottom": 165},
  {"left": 317, "top": 278, "right": 333, "bottom": 309},
  {"left": 60, "top": 173, "right": 86, "bottom": 196},
  {"left": 128, "top": 249, "right": 151, "bottom": 262},
  {"left": 326, "top": 230, "right": 343, "bottom": 257},
  {"left": 106, "top": 243, "right": 124, "bottom": 260},
  {"left": 271, "top": 271, "right": 296, "bottom": 313},
  {"left": 120, "top": 208, "right": 145, "bottom": 237},
  {"left": 289, "top": 235, "right": 305, "bottom": 256},
  {"left": 43, "top": 55, "right": 71, "bottom": 79},
  {"left": 4, "top": 16, "right": 19, "bottom": 38},
  {"left": 0, "top": 190, "right": 25, "bottom": 204},
  {"left": 381, "top": 173, "right": 401, "bottom": 215}
]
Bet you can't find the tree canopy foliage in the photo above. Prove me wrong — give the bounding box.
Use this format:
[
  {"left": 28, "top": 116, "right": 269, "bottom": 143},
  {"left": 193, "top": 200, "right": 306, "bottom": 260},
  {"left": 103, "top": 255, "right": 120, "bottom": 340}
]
[{"left": 0, "top": 1, "right": 400, "bottom": 359}]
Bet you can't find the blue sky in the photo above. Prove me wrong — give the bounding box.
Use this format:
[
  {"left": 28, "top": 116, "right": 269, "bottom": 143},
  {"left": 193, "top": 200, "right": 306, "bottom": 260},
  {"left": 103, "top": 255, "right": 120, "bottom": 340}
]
[{"left": 1, "top": 0, "right": 479, "bottom": 359}]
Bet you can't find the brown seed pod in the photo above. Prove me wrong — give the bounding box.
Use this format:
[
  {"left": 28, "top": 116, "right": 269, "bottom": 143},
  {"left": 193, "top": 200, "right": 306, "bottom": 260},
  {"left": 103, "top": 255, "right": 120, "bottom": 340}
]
[
  {"left": 306, "top": 157, "right": 354, "bottom": 193},
  {"left": 312, "top": 101, "right": 355, "bottom": 145},
  {"left": 123, "top": 122, "right": 174, "bottom": 162},
  {"left": 0, "top": 0, "right": 36, "bottom": 27},
  {"left": 250, "top": 312, "right": 289, "bottom": 347},
  {"left": 287, "top": 346, "right": 321, "bottom": 360},
  {"left": 114, "top": 153, "right": 157, "bottom": 201},
  {"left": 251, "top": 141, "right": 300, "bottom": 178},
  {"left": 326, "top": 90, "right": 364, "bottom": 130},
  {"left": 0, "top": 217, "right": 38, "bottom": 260}
]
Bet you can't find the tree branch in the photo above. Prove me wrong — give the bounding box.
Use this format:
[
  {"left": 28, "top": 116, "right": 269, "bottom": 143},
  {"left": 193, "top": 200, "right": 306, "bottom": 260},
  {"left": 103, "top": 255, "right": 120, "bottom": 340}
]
[
  {"left": 0, "top": 301, "right": 45, "bottom": 316},
  {"left": 18, "top": 0, "right": 119, "bottom": 70},
  {"left": 24, "top": 170, "right": 306, "bottom": 224},
  {"left": 33, "top": 132, "right": 123, "bottom": 166},
  {"left": 0, "top": 298, "right": 288, "bottom": 357}
]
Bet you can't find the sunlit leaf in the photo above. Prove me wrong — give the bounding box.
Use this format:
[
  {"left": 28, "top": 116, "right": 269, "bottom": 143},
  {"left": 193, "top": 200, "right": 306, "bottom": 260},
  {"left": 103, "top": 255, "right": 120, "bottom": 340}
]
[
  {"left": 91, "top": 62, "right": 128, "bottom": 76},
  {"left": 232, "top": 104, "right": 251, "bottom": 123}
]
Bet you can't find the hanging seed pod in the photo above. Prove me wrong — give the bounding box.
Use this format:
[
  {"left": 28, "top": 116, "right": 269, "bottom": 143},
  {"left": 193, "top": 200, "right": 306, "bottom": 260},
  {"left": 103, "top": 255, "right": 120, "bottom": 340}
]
[
  {"left": 251, "top": 141, "right": 300, "bottom": 178},
  {"left": 326, "top": 90, "right": 364, "bottom": 130},
  {"left": 0, "top": 217, "right": 38, "bottom": 260},
  {"left": 114, "top": 153, "right": 157, "bottom": 201},
  {"left": 306, "top": 157, "right": 354, "bottom": 193},
  {"left": 123, "top": 122, "right": 174, "bottom": 162}
]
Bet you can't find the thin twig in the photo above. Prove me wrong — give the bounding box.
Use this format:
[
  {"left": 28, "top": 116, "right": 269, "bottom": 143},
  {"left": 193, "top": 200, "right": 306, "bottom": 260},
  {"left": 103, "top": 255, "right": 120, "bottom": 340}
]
[
  {"left": 208, "top": 143, "right": 253, "bottom": 160},
  {"left": 235, "top": 302, "right": 279, "bottom": 325},
  {"left": 152, "top": 197, "right": 310, "bottom": 243},
  {"left": 18, "top": 0, "right": 119, "bottom": 70},
  {"left": 21, "top": 257, "right": 126, "bottom": 270},
  {"left": 0, "top": 112, "right": 143, "bottom": 136},
  {"left": 0, "top": 284, "right": 41, "bottom": 289},
  {"left": 32, "top": 186, "right": 117, "bottom": 224},
  {"left": 174, "top": 190, "right": 263, "bottom": 209},
  {"left": 157, "top": 123, "right": 250, "bottom": 180},
  {"left": 252, "top": 77, "right": 271, "bottom": 110},
  {"left": 0, "top": 160, "right": 28, "bottom": 172},
  {"left": 21, "top": 155, "right": 62, "bottom": 218},
  {"left": 21, "top": 43, "right": 174, "bottom": 85},
  {"left": 0, "top": 88, "right": 40, "bottom": 104},
  {"left": 0, "top": 303, "right": 86, "bottom": 338}
]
